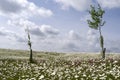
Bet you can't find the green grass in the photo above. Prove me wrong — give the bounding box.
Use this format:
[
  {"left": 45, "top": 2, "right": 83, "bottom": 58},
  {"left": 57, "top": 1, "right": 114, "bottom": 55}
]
[
  {"left": 0, "top": 49, "right": 120, "bottom": 80},
  {"left": 0, "top": 48, "right": 119, "bottom": 60}
]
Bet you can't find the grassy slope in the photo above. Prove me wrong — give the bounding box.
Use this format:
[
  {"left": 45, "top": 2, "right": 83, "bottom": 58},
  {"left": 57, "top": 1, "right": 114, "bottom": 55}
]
[{"left": 0, "top": 48, "right": 120, "bottom": 60}]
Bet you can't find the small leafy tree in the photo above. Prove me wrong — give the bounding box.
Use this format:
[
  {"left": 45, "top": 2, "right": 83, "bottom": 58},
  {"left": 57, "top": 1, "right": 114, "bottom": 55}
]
[
  {"left": 87, "top": 4, "right": 106, "bottom": 59},
  {"left": 25, "top": 27, "right": 33, "bottom": 63}
]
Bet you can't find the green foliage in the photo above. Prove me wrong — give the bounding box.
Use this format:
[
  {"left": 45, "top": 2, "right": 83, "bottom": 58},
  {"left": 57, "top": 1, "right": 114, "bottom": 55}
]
[
  {"left": 87, "top": 4, "right": 106, "bottom": 59},
  {"left": 87, "top": 4, "right": 105, "bottom": 30}
]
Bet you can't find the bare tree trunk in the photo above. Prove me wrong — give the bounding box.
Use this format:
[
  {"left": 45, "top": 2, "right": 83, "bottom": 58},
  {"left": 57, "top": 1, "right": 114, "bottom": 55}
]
[
  {"left": 103, "top": 48, "right": 106, "bottom": 59},
  {"left": 99, "top": 27, "right": 105, "bottom": 59},
  {"left": 30, "top": 48, "right": 33, "bottom": 63},
  {"left": 26, "top": 27, "right": 33, "bottom": 63}
]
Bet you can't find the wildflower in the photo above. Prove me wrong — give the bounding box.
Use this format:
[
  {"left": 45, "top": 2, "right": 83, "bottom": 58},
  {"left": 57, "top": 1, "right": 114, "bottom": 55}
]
[
  {"left": 83, "top": 74, "right": 86, "bottom": 77},
  {"left": 51, "top": 71, "right": 56, "bottom": 76},
  {"left": 30, "top": 78, "right": 36, "bottom": 80},
  {"left": 113, "top": 61, "right": 118, "bottom": 64},
  {"left": 39, "top": 75, "right": 44, "bottom": 79},
  {"left": 75, "top": 75, "right": 79, "bottom": 78}
]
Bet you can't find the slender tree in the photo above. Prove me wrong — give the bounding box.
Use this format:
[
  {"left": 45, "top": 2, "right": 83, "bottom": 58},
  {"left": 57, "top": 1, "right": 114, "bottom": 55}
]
[
  {"left": 87, "top": 4, "right": 106, "bottom": 59},
  {"left": 25, "top": 27, "right": 33, "bottom": 63}
]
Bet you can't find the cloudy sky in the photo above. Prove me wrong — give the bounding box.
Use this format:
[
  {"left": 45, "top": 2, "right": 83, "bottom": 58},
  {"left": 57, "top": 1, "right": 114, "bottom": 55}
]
[{"left": 0, "top": 0, "right": 120, "bottom": 52}]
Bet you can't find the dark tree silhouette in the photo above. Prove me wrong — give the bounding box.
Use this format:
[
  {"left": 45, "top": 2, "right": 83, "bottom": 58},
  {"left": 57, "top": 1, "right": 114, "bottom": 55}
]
[{"left": 25, "top": 27, "right": 33, "bottom": 63}]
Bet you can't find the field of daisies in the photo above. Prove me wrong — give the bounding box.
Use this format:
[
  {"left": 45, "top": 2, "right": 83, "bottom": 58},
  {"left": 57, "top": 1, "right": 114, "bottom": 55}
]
[{"left": 0, "top": 49, "right": 120, "bottom": 80}]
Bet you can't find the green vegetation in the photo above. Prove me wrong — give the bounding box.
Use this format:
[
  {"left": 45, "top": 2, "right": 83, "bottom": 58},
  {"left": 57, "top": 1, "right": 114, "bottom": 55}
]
[
  {"left": 0, "top": 49, "right": 120, "bottom": 80},
  {"left": 87, "top": 4, "right": 106, "bottom": 59}
]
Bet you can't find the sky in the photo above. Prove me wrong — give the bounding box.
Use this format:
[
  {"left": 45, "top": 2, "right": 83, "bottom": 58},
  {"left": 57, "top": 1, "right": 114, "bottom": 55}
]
[{"left": 0, "top": 0, "right": 120, "bottom": 53}]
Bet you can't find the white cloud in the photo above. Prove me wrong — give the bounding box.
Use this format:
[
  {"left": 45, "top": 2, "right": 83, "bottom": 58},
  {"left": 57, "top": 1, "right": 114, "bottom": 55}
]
[
  {"left": 31, "top": 30, "right": 84, "bottom": 52},
  {"left": 48, "top": 30, "right": 100, "bottom": 52},
  {"left": 8, "top": 18, "right": 35, "bottom": 28},
  {"left": 105, "top": 40, "right": 120, "bottom": 53},
  {"left": 55, "top": 0, "right": 92, "bottom": 11},
  {"left": 40, "top": 25, "right": 59, "bottom": 36},
  {"left": 8, "top": 19, "right": 59, "bottom": 38},
  {"left": 97, "top": 0, "right": 120, "bottom": 9},
  {"left": 68, "top": 30, "right": 81, "bottom": 40},
  {"left": 0, "top": 0, "right": 53, "bottom": 18},
  {"left": 55, "top": 0, "right": 120, "bottom": 11},
  {"left": 0, "top": 24, "right": 119, "bottom": 52},
  {"left": 80, "top": 15, "right": 91, "bottom": 22},
  {"left": 30, "top": 27, "right": 45, "bottom": 37},
  {"left": 59, "top": 30, "right": 87, "bottom": 52},
  {"left": 0, "top": 0, "right": 22, "bottom": 13},
  {"left": 62, "top": 42, "right": 80, "bottom": 52},
  {"left": 0, "top": 0, "right": 120, "bottom": 52},
  {"left": 87, "top": 29, "right": 99, "bottom": 48},
  {"left": 0, "top": 27, "right": 25, "bottom": 43}
]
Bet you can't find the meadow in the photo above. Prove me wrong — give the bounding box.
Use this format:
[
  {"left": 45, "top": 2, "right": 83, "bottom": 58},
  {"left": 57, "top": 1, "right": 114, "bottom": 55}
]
[{"left": 0, "top": 49, "right": 120, "bottom": 80}]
